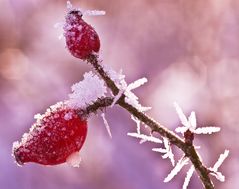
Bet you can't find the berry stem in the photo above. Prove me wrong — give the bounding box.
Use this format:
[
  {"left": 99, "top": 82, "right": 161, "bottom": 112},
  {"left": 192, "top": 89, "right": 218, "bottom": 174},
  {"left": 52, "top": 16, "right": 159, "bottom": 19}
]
[{"left": 86, "top": 54, "right": 214, "bottom": 189}]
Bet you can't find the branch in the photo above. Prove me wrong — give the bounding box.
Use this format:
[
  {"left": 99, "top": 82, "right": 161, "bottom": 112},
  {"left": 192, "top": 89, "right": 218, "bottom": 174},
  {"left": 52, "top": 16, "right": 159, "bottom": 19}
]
[{"left": 86, "top": 54, "right": 214, "bottom": 189}]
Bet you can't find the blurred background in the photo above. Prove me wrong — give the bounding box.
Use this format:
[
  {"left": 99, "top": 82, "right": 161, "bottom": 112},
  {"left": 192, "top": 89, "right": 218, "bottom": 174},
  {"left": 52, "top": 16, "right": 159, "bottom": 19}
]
[{"left": 0, "top": 0, "right": 238, "bottom": 188}]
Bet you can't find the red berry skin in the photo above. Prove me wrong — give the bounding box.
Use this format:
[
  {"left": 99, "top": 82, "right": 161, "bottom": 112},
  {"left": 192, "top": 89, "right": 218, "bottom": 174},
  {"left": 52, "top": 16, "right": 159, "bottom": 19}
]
[
  {"left": 12, "top": 102, "right": 87, "bottom": 166},
  {"left": 64, "top": 10, "right": 100, "bottom": 60}
]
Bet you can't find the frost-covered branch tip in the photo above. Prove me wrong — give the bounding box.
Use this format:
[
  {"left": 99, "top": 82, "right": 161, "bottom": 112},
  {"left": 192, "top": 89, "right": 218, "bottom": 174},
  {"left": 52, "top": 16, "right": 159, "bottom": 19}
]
[{"left": 174, "top": 102, "right": 220, "bottom": 136}]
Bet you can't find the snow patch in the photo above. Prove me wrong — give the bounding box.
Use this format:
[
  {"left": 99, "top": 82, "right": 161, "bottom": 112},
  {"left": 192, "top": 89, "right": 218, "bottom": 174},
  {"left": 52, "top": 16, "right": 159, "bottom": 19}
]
[{"left": 68, "top": 71, "right": 107, "bottom": 109}]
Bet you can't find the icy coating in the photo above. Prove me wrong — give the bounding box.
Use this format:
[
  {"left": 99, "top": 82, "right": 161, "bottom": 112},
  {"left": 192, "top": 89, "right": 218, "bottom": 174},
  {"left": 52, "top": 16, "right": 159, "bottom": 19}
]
[
  {"left": 68, "top": 71, "right": 107, "bottom": 109},
  {"left": 12, "top": 102, "right": 87, "bottom": 166}
]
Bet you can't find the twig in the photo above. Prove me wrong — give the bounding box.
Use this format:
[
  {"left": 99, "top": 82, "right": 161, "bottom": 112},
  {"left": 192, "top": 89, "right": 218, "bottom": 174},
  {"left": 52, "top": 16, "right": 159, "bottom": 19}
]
[{"left": 86, "top": 54, "right": 214, "bottom": 189}]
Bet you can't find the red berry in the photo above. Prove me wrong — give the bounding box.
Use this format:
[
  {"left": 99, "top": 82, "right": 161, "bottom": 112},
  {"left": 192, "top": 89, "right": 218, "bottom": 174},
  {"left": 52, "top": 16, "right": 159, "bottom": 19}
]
[
  {"left": 12, "top": 102, "right": 87, "bottom": 166},
  {"left": 64, "top": 10, "right": 100, "bottom": 60}
]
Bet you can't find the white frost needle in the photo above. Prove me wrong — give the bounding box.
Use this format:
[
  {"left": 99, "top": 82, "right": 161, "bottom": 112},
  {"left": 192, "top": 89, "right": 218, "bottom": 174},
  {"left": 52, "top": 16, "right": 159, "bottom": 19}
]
[
  {"left": 209, "top": 150, "right": 229, "bottom": 182},
  {"left": 152, "top": 138, "right": 175, "bottom": 166},
  {"left": 188, "top": 111, "right": 196, "bottom": 129},
  {"left": 127, "top": 77, "right": 148, "bottom": 91},
  {"left": 110, "top": 89, "right": 124, "bottom": 108},
  {"left": 101, "top": 113, "right": 112, "bottom": 138},
  {"left": 174, "top": 102, "right": 189, "bottom": 128},
  {"left": 212, "top": 150, "right": 229, "bottom": 171},
  {"left": 164, "top": 156, "right": 189, "bottom": 183},
  {"left": 84, "top": 10, "right": 106, "bottom": 16},
  {"left": 194, "top": 127, "right": 221, "bottom": 135},
  {"left": 183, "top": 165, "right": 195, "bottom": 189},
  {"left": 131, "top": 115, "right": 141, "bottom": 134},
  {"left": 127, "top": 133, "right": 162, "bottom": 144}
]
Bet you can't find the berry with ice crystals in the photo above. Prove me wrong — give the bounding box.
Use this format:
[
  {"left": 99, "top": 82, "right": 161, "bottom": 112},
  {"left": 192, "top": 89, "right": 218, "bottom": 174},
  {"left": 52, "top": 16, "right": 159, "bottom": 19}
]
[
  {"left": 64, "top": 9, "right": 100, "bottom": 60},
  {"left": 12, "top": 102, "right": 87, "bottom": 166}
]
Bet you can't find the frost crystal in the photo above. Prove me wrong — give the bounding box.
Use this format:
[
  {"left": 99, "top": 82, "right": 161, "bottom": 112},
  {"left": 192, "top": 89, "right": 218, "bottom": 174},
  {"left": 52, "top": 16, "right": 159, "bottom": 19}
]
[
  {"left": 127, "top": 133, "right": 162, "bottom": 144},
  {"left": 66, "top": 1, "right": 73, "bottom": 10},
  {"left": 131, "top": 115, "right": 141, "bottom": 134},
  {"left": 84, "top": 10, "right": 106, "bottom": 16},
  {"left": 127, "top": 78, "right": 148, "bottom": 91},
  {"left": 101, "top": 113, "right": 112, "bottom": 138},
  {"left": 183, "top": 165, "right": 195, "bottom": 189},
  {"left": 174, "top": 102, "right": 220, "bottom": 135},
  {"left": 104, "top": 66, "right": 151, "bottom": 112},
  {"left": 209, "top": 150, "right": 229, "bottom": 182},
  {"left": 66, "top": 151, "right": 81, "bottom": 168},
  {"left": 164, "top": 156, "right": 189, "bottom": 183},
  {"left": 152, "top": 138, "right": 175, "bottom": 166},
  {"left": 64, "top": 112, "right": 73, "bottom": 120},
  {"left": 68, "top": 71, "right": 107, "bottom": 109}
]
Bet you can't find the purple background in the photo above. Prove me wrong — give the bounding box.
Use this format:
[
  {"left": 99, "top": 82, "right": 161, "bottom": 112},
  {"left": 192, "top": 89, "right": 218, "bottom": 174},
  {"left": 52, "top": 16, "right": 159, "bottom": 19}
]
[{"left": 0, "top": 0, "right": 238, "bottom": 188}]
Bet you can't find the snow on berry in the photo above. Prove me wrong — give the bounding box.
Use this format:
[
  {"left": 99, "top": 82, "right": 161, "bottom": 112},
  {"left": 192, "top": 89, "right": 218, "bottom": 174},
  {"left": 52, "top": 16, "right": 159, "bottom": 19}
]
[
  {"left": 68, "top": 71, "right": 107, "bottom": 109},
  {"left": 12, "top": 102, "right": 87, "bottom": 166},
  {"left": 64, "top": 6, "right": 100, "bottom": 60}
]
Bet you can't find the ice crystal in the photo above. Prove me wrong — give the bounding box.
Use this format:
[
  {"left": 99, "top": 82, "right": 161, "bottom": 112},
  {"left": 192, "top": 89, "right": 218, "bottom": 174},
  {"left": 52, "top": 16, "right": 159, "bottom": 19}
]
[
  {"left": 127, "top": 133, "right": 162, "bottom": 144},
  {"left": 152, "top": 138, "right": 175, "bottom": 166},
  {"left": 68, "top": 71, "right": 107, "bottom": 109},
  {"left": 164, "top": 156, "right": 189, "bottom": 183},
  {"left": 104, "top": 66, "right": 151, "bottom": 112},
  {"left": 209, "top": 150, "right": 229, "bottom": 182},
  {"left": 174, "top": 103, "right": 220, "bottom": 135},
  {"left": 101, "top": 113, "right": 112, "bottom": 138},
  {"left": 66, "top": 1, "right": 73, "bottom": 10},
  {"left": 183, "top": 165, "right": 195, "bottom": 189},
  {"left": 84, "top": 10, "right": 106, "bottom": 16},
  {"left": 131, "top": 115, "right": 141, "bottom": 134}
]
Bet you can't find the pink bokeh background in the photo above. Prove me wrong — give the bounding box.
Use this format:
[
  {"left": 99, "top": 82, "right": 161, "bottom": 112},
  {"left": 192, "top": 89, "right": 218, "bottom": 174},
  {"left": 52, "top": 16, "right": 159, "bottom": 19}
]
[{"left": 0, "top": 0, "right": 238, "bottom": 188}]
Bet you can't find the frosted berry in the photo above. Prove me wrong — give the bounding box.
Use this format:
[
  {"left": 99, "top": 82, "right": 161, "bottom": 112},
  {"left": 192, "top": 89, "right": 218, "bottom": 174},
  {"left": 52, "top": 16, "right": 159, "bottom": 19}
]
[
  {"left": 64, "top": 9, "right": 100, "bottom": 60},
  {"left": 12, "top": 102, "right": 87, "bottom": 166}
]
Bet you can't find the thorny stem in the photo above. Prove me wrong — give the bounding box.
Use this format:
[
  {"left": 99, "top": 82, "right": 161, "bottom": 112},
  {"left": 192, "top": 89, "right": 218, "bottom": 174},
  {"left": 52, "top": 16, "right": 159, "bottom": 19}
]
[{"left": 86, "top": 54, "right": 214, "bottom": 189}]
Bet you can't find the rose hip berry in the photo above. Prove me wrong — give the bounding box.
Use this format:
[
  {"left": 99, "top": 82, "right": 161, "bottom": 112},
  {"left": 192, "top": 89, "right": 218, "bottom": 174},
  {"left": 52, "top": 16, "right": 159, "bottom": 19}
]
[
  {"left": 64, "top": 9, "right": 100, "bottom": 60},
  {"left": 12, "top": 102, "right": 87, "bottom": 166}
]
